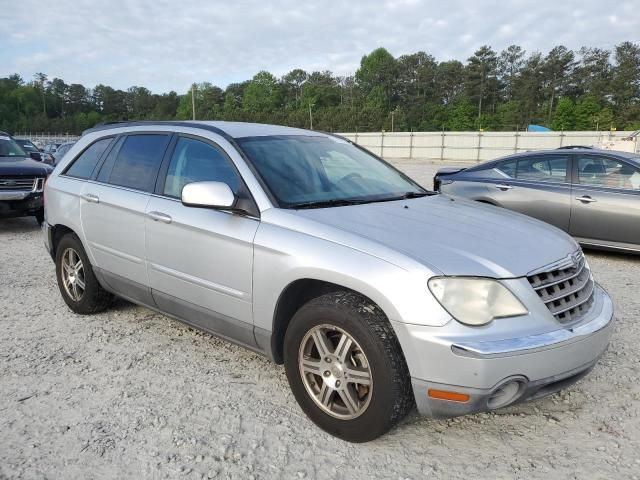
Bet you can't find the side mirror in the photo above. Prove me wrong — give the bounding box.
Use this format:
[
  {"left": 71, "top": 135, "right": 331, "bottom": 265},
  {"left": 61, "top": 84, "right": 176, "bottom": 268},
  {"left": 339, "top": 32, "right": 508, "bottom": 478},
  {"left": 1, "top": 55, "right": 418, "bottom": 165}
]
[
  {"left": 29, "top": 152, "right": 43, "bottom": 161},
  {"left": 181, "top": 181, "right": 236, "bottom": 210}
]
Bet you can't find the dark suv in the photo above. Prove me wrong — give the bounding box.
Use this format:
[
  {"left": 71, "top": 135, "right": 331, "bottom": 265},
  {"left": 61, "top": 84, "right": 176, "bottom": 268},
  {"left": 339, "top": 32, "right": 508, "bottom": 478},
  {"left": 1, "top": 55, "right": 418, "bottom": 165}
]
[{"left": 0, "top": 132, "right": 53, "bottom": 224}]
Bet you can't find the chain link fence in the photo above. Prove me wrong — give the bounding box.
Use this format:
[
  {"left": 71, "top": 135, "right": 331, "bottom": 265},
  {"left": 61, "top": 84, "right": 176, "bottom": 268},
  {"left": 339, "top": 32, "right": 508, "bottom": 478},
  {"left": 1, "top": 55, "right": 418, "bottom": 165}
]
[{"left": 14, "top": 132, "right": 80, "bottom": 147}]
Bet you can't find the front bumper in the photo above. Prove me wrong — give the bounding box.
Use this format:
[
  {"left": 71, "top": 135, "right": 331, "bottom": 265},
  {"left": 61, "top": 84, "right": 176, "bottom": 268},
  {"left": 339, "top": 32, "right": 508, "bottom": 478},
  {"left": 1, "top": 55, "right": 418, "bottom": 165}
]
[
  {"left": 0, "top": 191, "right": 44, "bottom": 218},
  {"left": 393, "top": 283, "right": 614, "bottom": 418}
]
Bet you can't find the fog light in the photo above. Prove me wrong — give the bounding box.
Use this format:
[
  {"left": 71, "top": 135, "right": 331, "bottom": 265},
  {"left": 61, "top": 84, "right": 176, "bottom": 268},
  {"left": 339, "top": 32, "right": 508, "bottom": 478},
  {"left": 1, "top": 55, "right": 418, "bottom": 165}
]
[{"left": 487, "top": 380, "right": 524, "bottom": 409}]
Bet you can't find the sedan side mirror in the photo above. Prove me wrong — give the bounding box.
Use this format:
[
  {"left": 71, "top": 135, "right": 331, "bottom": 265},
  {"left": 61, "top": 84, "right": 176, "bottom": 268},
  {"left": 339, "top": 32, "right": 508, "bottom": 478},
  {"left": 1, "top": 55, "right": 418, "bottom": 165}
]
[
  {"left": 181, "top": 181, "right": 237, "bottom": 210},
  {"left": 29, "top": 152, "right": 43, "bottom": 161}
]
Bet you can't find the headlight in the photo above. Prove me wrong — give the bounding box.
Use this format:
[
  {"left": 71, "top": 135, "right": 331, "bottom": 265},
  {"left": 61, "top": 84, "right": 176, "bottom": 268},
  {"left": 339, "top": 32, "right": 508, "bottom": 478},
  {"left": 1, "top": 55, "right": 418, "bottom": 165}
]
[{"left": 428, "top": 277, "right": 528, "bottom": 326}]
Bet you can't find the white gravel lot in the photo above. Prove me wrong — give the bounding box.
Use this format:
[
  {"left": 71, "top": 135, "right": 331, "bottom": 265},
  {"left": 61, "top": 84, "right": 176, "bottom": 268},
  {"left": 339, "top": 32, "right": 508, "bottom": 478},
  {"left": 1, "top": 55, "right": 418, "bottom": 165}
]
[{"left": 1, "top": 160, "right": 639, "bottom": 480}]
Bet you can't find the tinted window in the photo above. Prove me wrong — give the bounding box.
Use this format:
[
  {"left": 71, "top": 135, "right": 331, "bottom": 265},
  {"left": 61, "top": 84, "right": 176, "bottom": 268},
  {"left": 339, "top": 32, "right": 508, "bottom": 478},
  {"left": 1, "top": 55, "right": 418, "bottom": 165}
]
[
  {"left": 107, "top": 134, "right": 169, "bottom": 192},
  {"left": 578, "top": 156, "right": 640, "bottom": 190},
  {"left": 516, "top": 156, "right": 568, "bottom": 183},
  {"left": 96, "top": 136, "right": 125, "bottom": 183},
  {"left": 65, "top": 138, "right": 112, "bottom": 179},
  {"left": 164, "top": 137, "right": 239, "bottom": 198},
  {"left": 495, "top": 159, "right": 518, "bottom": 177}
]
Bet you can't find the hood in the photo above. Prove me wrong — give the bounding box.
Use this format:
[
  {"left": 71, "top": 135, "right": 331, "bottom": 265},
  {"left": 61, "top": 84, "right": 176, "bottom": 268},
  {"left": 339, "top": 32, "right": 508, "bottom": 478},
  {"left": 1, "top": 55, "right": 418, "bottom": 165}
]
[
  {"left": 287, "top": 195, "right": 578, "bottom": 278},
  {"left": 0, "top": 156, "right": 53, "bottom": 176}
]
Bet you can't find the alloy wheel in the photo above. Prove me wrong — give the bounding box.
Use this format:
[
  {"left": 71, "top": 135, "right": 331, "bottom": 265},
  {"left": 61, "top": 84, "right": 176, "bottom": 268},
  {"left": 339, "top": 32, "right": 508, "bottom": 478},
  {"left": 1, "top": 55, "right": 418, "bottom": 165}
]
[
  {"left": 61, "top": 247, "right": 85, "bottom": 302},
  {"left": 298, "top": 324, "right": 373, "bottom": 420}
]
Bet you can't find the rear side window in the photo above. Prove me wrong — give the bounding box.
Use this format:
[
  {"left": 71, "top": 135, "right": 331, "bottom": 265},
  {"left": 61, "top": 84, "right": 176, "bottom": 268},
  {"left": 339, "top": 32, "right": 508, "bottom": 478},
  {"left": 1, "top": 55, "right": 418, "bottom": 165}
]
[
  {"left": 516, "top": 156, "right": 568, "bottom": 183},
  {"left": 106, "top": 134, "right": 170, "bottom": 192},
  {"left": 65, "top": 138, "right": 113, "bottom": 179}
]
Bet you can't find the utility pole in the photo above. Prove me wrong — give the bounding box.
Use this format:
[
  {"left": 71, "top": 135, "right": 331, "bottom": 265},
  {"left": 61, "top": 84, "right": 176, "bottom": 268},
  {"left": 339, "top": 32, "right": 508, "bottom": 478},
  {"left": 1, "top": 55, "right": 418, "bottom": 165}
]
[
  {"left": 391, "top": 106, "right": 399, "bottom": 132},
  {"left": 191, "top": 84, "right": 196, "bottom": 120},
  {"left": 309, "top": 102, "right": 315, "bottom": 130}
]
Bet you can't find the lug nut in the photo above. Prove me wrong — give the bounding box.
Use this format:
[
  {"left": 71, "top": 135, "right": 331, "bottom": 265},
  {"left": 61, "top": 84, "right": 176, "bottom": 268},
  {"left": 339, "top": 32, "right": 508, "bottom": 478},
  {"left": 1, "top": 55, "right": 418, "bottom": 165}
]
[
  {"left": 323, "top": 371, "right": 330, "bottom": 377},
  {"left": 325, "top": 357, "right": 331, "bottom": 363},
  {"left": 335, "top": 380, "right": 341, "bottom": 387}
]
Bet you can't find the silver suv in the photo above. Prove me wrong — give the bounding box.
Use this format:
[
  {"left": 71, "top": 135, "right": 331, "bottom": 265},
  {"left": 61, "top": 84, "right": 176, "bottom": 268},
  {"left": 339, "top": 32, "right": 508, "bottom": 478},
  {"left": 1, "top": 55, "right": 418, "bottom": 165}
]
[{"left": 43, "top": 121, "right": 614, "bottom": 442}]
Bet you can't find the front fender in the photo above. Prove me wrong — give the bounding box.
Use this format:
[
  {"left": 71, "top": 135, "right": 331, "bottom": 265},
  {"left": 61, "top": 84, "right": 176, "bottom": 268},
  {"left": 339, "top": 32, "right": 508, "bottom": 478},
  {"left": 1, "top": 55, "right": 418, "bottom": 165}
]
[{"left": 251, "top": 222, "right": 451, "bottom": 336}]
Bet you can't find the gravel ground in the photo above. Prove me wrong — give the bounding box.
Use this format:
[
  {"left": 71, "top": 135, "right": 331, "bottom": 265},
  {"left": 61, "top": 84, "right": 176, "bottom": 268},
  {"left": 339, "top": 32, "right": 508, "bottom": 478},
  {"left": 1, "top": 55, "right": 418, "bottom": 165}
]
[{"left": 1, "top": 161, "right": 639, "bottom": 479}]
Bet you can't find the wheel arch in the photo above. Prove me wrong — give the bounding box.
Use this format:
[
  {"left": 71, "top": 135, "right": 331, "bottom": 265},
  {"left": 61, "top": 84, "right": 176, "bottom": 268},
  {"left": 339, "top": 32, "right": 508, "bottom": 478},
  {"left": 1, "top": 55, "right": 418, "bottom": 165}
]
[
  {"left": 270, "top": 278, "right": 396, "bottom": 364},
  {"left": 51, "top": 223, "right": 77, "bottom": 258}
]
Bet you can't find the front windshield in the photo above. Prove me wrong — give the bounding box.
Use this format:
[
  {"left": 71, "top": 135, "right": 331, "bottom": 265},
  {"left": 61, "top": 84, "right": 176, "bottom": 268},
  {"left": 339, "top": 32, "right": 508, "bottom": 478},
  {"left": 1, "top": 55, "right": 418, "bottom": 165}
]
[
  {"left": 237, "top": 135, "right": 425, "bottom": 208},
  {"left": 16, "top": 140, "right": 38, "bottom": 152},
  {"left": 0, "top": 136, "right": 27, "bottom": 157}
]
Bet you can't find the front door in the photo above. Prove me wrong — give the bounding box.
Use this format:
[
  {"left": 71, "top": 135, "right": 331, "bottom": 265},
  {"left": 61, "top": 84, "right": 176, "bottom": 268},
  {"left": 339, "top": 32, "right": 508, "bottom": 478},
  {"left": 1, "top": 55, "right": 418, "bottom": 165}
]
[
  {"left": 570, "top": 154, "right": 640, "bottom": 248},
  {"left": 145, "top": 135, "right": 259, "bottom": 346}
]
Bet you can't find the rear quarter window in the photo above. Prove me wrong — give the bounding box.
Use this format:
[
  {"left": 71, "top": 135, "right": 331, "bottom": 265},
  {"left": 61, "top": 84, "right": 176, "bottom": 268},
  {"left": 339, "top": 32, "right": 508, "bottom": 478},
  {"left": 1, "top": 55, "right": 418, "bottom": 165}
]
[{"left": 64, "top": 138, "right": 113, "bottom": 179}]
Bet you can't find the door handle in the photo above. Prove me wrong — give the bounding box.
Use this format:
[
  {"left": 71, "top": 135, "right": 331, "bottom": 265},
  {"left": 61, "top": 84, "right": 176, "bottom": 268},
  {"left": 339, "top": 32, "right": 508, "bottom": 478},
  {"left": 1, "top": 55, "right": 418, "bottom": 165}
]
[
  {"left": 81, "top": 193, "right": 100, "bottom": 203},
  {"left": 148, "top": 211, "right": 172, "bottom": 224},
  {"left": 495, "top": 184, "right": 513, "bottom": 190},
  {"left": 575, "top": 196, "right": 597, "bottom": 203}
]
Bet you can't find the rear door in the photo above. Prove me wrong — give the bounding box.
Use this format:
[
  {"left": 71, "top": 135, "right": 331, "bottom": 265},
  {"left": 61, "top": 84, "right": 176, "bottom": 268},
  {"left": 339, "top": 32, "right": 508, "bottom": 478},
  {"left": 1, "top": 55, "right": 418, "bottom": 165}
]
[
  {"left": 80, "top": 133, "right": 171, "bottom": 302},
  {"left": 473, "top": 154, "right": 572, "bottom": 230},
  {"left": 569, "top": 154, "right": 640, "bottom": 248}
]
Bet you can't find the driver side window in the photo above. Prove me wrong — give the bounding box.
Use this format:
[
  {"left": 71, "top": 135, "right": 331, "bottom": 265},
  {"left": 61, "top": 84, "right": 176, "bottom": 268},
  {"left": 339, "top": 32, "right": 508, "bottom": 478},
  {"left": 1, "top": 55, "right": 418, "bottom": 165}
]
[{"left": 164, "top": 137, "right": 240, "bottom": 198}]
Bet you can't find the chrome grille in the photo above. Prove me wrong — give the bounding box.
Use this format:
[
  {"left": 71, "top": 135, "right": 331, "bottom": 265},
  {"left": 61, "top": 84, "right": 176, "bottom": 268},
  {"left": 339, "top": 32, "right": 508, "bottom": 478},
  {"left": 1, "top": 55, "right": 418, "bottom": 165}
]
[
  {"left": 527, "top": 252, "right": 595, "bottom": 324},
  {"left": 0, "top": 177, "right": 37, "bottom": 191}
]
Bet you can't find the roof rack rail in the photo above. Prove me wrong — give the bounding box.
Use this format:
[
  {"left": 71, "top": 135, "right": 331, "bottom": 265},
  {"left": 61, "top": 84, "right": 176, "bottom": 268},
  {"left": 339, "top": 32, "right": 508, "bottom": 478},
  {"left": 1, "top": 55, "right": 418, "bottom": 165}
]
[
  {"left": 557, "top": 145, "right": 594, "bottom": 150},
  {"left": 81, "top": 120, "right": 232, "bottom": 140}
]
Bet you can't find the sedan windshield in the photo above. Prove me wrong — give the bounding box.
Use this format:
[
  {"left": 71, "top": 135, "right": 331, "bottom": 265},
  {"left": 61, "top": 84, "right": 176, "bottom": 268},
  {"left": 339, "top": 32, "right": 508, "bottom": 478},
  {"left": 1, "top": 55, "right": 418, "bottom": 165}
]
[
  {"left": 0, "top": 136, "right": 27, "bottom": 157},
  {"left": 237, "top": 135, "right": 426, "bottom": 208}
]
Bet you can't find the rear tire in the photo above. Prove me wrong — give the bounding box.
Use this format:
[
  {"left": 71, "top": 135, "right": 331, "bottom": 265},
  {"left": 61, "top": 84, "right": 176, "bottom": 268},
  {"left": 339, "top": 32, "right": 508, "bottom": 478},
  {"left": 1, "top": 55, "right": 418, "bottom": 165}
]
[
  {"left": 283, "top": 291, "right": 414, "bottom": 442},
  {"left": 55, "top": 233, "right": 113, "bottom": 314}
]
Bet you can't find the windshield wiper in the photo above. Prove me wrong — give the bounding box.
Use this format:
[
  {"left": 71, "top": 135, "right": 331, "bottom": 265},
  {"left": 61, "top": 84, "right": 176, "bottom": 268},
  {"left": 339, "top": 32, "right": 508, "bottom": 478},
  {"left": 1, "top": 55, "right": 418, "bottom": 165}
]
[
  {"left": 291, "top": 198, "right": 374, "bottom": 209},
  {"left": 396, "top": 191, "right": 430, "bottom": 199}
]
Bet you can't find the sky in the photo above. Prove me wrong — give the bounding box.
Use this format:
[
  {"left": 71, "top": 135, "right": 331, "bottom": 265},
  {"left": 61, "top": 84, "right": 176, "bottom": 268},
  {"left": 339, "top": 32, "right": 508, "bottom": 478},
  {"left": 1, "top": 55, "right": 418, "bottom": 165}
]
[{"left": 1, "top": 0, "right": 638, "bottom": 94}]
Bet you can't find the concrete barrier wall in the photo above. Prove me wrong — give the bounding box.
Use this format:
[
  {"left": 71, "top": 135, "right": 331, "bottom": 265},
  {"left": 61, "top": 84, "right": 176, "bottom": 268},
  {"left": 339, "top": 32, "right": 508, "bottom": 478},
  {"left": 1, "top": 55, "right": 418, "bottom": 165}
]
[
  {"left": 338, "top": 131, "right": 639, "bottom": 163},
  {"left": 18, "top": 130, "right": 640, "bottom": 163}
]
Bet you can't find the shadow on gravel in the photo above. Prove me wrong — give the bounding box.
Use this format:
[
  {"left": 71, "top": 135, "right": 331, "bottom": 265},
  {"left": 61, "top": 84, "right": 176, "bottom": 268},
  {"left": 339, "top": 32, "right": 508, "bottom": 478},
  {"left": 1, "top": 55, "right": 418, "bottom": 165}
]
[
  {"left": 583, "top": 247, "right": 640, "bottom": 263},
  {"left": 0, "top": 217, "right": 40, "bottom": 234}
]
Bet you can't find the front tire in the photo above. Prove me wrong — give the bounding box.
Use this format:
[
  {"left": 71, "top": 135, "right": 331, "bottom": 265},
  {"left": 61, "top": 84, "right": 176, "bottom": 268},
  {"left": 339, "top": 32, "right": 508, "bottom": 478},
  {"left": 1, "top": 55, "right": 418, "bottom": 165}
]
[
  {"left": 55, "top": 233, "right": 113, "bottom": 314},
  {"left": 283, "top": 291, "right": 413, "bottom": 442}
]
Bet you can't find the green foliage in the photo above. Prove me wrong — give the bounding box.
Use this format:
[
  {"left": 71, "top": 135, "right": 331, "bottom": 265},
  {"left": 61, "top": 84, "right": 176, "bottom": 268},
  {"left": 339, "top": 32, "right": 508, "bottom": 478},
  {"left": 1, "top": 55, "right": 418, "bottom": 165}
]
[
  {"left": 447, "top": 99, "right": 475, "bottom": 130},
  {"left": 1, "top": 42, "right": 640, "bottom": 134},
  {"left": 242, "top": 71, "right": 280, "bottom": 113},
  {"left": 551, "top": 97, "right": 576, "bottom": 130},
  {"left": 574, "top": 96, "right": 600, "bottom": 130}
]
